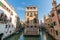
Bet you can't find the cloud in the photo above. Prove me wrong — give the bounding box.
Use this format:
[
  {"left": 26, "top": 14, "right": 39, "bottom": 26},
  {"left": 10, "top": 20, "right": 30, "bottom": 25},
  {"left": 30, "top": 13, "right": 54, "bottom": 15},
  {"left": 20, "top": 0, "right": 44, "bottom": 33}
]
[{"left": 17, "top": 7, "right": 25, "bottom": 11}]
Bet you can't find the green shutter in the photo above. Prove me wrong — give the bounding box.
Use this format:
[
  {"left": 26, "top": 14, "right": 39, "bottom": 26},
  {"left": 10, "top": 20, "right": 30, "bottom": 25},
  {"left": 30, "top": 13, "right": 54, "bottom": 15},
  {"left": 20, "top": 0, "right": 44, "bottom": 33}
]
[{"left": 0, "top": 1, "right": 3, "bottom": 6}]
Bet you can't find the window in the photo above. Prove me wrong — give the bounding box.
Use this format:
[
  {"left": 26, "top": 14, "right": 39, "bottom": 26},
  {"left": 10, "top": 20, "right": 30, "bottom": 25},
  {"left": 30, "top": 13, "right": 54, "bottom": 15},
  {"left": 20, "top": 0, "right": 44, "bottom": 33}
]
[
  {"left": 2, "top": 4, "right": 5, "bottom": 7},
  {"left": 34, "top": 13, "right": 36, "bottom": 16},
  {"left": 0, "top": 18, "right": 2, "bottom": 21},
  {"left": 30, "top": 7, "right": 32, "bottom": 9},
  {"left": 10, "top": 31, "right": 11, "bottom": 33},
  {"left": 53, "top": 22, "right": 56, "bottom": 26},
  {"left": 57, "top": 10, "right": 60, "bottom": 14},
  {"left": 5, "top": 25, "right": 7, "bottom": 28},
  {"left": 11, "top": 12, "right": 13, "bottom": 15},
  {"left": 27, "top": 18, "right": 29, "bottom": 24},
  {"left": 35, "top": 26, "right": 36, "bottom": 28},
  {"left": 48, "top": 24, "right": 50, "bottom": 26},
  {"left": 27, "top": 12, "right": 29, "bottom": 16},
  {"left": 5, "top": 15, "right": 7, "bottom": 18},
  {"left": 27, "top": 7, "right": 29, "bottom": 9},
  {"left": 59, "top": 20, "right": 60, "bottom": 24},
  {"left": 51, "top": 22, "right": 56, "bottom": 26},
  {"left": 7, "top": 8, "right": 8, "bottom": 10},
  {"left": 27, "top": 26, "right": 29, "bottom": 28},
  {"left": 33, "top": 7, "right": 36, "bottom": 9},
  {"left": 9, "top": 10, "right": 10, "bottom": 12},
  {"left": 50, "top": 25, "right": 54, "bottom": 28},
  {"left": 2, "top": 14, "right": 5, "bottom": 18},
  {"left": 30, "top": 13, "right": 32, "bottom": 17},
  {"left": 56, "top": 30, "right": 58, "bottom": 36},
  {"left": 27, "top": 21, "right": 29, "bottom": 24},
  {"left": 1, "top": 13, "right": 3, "bottom": 17},
  {"left": 34, "top": 18, "right": 37, "bottom": 23},
  {"left": 51, "top": 13, "right": 54, "bottom": 17},
  {"left": 34, "top": 13, "right": 38, "bottom": 18},
  {"left": 31, "top": 26, "right": 32, "bottom": 28}
]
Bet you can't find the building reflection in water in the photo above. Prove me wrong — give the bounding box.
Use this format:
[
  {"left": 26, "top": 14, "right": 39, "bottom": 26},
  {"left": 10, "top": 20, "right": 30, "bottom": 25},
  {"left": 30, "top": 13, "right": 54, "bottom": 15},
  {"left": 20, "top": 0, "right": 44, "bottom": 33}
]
[
  {"left": 5, "top": 32, "right": 54, "bottom": 40},
  {"left": 20, "top": 34, "right": 40, "bottom": 40}
]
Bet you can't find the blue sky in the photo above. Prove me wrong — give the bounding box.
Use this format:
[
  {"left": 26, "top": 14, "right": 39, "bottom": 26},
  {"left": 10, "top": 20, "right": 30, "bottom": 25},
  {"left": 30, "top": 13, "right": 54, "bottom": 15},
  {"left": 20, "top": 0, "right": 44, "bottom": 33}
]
[{"left": 6, "top": 0, "right": 60, "bottom": 21}]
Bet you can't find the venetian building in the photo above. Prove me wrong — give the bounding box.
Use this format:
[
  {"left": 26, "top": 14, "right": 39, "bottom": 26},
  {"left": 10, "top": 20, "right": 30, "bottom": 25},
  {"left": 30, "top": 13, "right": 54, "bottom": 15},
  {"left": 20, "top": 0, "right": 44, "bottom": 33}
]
[
  {"left": 51, "top": 0, "right": 60, "bottom": 40},
  {"left": 44, "top": 14, "right": 55, "bottom": 37},
  {"left": 24, "top": 6, "right": 39, "bottom": 35},
  {"left": 44, "top": 0, "right": 60, "bottom": 40},
  {"left": 26, "top": 6, "right": 38, "bottom": 27},
  {"left": 0, "top": 0, "right": 20, "bottom": 40}
]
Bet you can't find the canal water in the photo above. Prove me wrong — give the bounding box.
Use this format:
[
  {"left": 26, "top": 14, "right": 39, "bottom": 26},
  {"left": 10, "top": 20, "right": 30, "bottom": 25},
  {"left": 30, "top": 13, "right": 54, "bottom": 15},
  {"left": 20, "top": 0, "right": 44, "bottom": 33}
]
[{"left": 5, "top": 31, "right": 54, "bottom": 40}]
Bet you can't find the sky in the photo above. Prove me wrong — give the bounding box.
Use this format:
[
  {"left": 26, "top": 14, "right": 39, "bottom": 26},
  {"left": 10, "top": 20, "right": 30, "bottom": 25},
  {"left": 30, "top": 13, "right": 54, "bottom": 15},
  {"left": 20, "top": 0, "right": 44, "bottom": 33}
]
[{"left": 6, "top": 0, "right": 60, "bottom": 22}]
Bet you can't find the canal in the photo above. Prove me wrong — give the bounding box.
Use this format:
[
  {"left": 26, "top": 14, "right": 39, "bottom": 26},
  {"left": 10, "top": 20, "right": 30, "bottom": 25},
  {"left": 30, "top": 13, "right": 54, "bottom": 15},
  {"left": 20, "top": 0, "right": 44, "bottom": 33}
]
[{"left": 4, "top": 31, "right": 55, "bottom": 40}]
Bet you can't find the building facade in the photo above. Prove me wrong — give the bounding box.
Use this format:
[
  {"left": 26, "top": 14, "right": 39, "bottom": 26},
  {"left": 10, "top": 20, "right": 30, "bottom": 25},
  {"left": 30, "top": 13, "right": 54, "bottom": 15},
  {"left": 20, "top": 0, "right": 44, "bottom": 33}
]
[
  {"left": 0, "top": 0, "right": 20, "bottom": 40},
  {"left": 44, "top": 0, "right": 60, "bottom": 40},
  {"left": 24, "top": 6, "right": 39, "bottom": 35}
]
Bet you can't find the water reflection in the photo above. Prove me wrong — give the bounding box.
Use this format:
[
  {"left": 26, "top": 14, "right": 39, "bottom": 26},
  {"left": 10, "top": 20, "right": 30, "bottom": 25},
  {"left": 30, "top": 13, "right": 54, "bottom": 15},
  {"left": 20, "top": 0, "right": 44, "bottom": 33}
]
[
  {"left": 6, "top": 33, "right": 22, "bottom": 40},
  {"left": 19, "top": 34, "right": 24, "bottom": 40},
  {"left": 5, "top": 32, "right": 54, "bottom": 40},
  {"left": 24, "top": 36, "right": 40, "bottom": 40},
  {"left": 19, "top": 34, "right": 40, "bottom": 40}
]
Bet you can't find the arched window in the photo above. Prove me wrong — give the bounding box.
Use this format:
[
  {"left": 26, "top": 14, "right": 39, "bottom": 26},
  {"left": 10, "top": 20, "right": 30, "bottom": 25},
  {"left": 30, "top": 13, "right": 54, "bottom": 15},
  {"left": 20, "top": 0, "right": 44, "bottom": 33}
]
[
  {"left": 30, "top": 13, "right": 32, "bottom": 17},
  {"left": 34, "top": 18, "right": 37, "bottom": 23},
  {"left": 1, "top": 13, "right": 3, "bottom": 17},
  {"left": 27, "top": 7, "right": 29, "bottom": 9},
  {"left": 56, "top": 30, "right": 58, "bottom": 36},
  {"left": 51, "top": 13, "right": 54, "bottom": 17}
]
